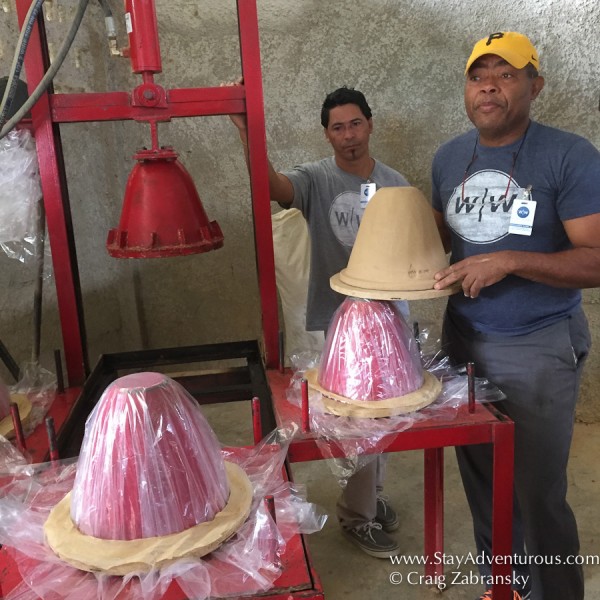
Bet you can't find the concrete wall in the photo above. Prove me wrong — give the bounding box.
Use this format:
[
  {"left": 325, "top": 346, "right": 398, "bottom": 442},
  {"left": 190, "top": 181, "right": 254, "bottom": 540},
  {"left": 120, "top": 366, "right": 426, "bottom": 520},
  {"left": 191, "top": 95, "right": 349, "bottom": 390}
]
[{"left": 1, "top": 0, "right": 599, "bottom": 419}]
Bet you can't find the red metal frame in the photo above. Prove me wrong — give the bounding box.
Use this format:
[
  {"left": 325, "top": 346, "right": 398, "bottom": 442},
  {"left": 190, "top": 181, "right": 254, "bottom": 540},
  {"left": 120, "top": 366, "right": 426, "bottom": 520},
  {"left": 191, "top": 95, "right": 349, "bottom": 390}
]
[
  {"left": 268, "top": 370, "right": 515, "bottom": 600},
  {"left": 14, "top": 0, "right": 280, "bottom": 386}
]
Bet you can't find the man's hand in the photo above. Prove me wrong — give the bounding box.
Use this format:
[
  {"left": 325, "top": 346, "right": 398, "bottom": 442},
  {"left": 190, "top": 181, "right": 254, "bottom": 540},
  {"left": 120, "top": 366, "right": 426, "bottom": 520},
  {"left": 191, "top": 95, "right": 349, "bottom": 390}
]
[
  {"left": 434, "top": 251, "right": 514, "bottom": 298},
  {"left": 221, "top": 77, "right": 248, "bottom": 136}
]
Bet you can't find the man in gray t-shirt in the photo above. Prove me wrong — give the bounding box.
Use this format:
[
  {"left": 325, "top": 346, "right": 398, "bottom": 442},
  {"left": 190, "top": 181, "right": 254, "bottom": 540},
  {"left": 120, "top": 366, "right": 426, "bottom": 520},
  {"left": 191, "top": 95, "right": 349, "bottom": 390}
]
[{"left": 230, "top": 86, "right": 408, "bottom": 558}]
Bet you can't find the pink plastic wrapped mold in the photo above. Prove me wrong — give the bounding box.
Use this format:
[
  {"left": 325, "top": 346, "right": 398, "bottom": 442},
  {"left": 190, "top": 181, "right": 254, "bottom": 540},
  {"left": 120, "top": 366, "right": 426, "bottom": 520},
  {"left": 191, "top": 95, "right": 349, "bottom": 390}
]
[
  {"left": 70, "top": 371, "right": 230, "bottom": 541},
  {"left": 318, "top": 298, "right": 424, "bottom": 401}
]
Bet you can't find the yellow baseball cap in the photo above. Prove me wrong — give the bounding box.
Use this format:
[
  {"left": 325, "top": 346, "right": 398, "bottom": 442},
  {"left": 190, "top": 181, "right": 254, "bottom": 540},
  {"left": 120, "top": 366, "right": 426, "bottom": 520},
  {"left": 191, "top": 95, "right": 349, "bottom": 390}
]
[{"left": 465, "top": 32, "right": 540, "bottom": 74}]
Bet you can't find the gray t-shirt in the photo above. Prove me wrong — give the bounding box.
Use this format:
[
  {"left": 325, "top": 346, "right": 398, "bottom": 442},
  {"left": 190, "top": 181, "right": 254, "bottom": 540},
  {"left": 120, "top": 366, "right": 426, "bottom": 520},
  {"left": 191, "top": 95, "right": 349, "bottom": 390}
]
[
  {"left": 432, "top": 120, "right": 600, "bottom": 335},
  {"left": 284, "top": 156, "right": 409, "bottom": 331}
]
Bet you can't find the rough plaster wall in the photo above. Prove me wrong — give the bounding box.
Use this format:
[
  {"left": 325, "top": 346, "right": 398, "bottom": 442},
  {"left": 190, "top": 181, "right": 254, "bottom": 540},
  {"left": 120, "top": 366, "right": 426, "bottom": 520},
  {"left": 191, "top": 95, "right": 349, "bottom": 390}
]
[{"left": 1, "top": 0, "right": 599, "bottom": 420}]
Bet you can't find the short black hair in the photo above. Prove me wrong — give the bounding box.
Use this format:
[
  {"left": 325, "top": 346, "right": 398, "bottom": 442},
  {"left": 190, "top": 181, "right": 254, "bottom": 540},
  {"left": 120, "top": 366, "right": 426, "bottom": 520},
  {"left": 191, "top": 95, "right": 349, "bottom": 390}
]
[{"left": 320, "top": 86, "right": 372, "bottom": 128}]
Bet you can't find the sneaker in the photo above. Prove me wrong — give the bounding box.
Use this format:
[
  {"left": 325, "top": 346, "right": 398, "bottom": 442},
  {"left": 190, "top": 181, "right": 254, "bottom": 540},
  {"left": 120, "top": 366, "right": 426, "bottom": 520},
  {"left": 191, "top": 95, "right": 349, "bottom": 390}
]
[
  {"left": 478, "top": 590, "right": 524, "bottom": 600},
  {"left": 343, "top": 521, "right": 400, "bottom": 558},
  {"left": 376, "top": 495, "right": 400, "bottom": 532}
]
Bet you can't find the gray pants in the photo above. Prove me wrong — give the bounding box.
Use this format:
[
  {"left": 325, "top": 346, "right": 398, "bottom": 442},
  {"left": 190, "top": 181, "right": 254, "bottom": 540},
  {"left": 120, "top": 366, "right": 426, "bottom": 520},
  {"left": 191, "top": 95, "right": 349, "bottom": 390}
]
[
  {"left": 443, "top": 308, "right": 590, "bottom": 600},
  {"left": 336, "top": 454, "right": 387, "bottom": 529}
]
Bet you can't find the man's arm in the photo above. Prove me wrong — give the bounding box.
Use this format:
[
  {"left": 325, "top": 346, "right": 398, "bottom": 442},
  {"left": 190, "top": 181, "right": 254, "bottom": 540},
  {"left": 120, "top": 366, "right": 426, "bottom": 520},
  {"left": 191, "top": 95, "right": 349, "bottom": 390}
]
[
  {"left": 434, "top": 212, "right": 600, "bottom": 298},
  {"left": 229, "top": 112, "right": 295, "bottom": 207}
]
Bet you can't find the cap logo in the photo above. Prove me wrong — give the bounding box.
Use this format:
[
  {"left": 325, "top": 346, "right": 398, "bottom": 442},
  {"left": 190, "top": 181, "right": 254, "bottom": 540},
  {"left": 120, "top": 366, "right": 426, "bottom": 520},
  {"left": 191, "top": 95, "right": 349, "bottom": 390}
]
[{"left": 486, "top": 32, "right": 504, "bottom": 46}]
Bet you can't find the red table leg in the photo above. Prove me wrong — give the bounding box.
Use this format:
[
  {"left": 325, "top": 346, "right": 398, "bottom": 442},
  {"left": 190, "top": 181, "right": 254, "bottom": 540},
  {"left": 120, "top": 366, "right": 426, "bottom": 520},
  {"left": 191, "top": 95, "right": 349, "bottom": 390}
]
[
  {"left": 424, "top": 447, "right": 444, "bottom": 579},
  {"left": 491, "top": 420, "right": 515, "bottom": 600}
]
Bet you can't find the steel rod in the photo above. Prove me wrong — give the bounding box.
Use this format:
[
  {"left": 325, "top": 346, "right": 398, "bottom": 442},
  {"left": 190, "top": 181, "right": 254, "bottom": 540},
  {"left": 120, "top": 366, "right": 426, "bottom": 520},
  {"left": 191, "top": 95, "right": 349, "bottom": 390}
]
[
  {"left": 301, "top": 378, "right": 310, "bottom": 433},
  {"left": 10, "top": 402, "right": 26, "bottom": 453},
  {"left": 467, "top": 362, "right": 476, "bottom": 413}
]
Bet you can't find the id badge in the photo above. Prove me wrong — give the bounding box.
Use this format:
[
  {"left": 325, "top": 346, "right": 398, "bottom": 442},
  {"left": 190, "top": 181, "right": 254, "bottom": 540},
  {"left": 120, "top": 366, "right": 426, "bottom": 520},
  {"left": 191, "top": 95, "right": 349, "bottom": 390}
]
[
  {"left": 360, "top": 183, "right": 377, "bottom": 208},
  {"left": 508, "top": 188, "right": 536, "bottom": 236}
]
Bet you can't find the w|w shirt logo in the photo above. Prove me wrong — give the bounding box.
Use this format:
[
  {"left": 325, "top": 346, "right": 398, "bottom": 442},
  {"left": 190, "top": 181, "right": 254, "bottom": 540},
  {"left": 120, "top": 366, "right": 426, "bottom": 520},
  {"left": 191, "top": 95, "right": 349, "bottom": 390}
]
[
  {"left": 446, "top": 170, "right": 520, "bottom": 244},
  {"left": 328, "top": 190, "right": 362, "bottom": 247}
]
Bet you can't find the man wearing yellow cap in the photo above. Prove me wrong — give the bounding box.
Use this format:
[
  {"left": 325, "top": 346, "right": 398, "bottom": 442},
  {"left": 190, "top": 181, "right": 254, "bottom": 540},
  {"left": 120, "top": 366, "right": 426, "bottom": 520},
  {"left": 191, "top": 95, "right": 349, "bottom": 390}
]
[{"left": 432, "top": 32, "right": 600, "bottom": 600}]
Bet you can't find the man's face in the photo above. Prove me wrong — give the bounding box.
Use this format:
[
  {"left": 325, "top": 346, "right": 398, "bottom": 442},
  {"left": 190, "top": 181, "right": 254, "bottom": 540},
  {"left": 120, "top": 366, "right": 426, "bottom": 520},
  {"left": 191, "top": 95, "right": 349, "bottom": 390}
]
[
  {"left": 324, "top": 104, "right": 373, "bottom": 162},
  {"left": 464, "top": 54, "right": 544, "bottom": 145}
]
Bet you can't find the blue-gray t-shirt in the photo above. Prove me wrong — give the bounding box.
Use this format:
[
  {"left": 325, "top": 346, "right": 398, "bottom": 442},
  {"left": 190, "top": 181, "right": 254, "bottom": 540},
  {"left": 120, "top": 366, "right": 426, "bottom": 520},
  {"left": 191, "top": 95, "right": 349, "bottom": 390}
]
[
  {"left": 432, "top": 121, "right": 600, "bottom": 335},
  {"left": 284, "top": 157, "right": 409, "bottom": 331}
]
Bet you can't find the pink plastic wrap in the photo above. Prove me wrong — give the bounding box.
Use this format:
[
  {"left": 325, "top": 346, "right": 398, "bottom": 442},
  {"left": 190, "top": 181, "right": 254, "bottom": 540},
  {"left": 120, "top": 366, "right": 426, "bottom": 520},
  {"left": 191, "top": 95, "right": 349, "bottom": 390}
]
[
  {"left": 318, "top": 298, "right": 423, "bottom": 401},
  {"left": 70, "top": 372, "right": 229, "bottom": 540}
]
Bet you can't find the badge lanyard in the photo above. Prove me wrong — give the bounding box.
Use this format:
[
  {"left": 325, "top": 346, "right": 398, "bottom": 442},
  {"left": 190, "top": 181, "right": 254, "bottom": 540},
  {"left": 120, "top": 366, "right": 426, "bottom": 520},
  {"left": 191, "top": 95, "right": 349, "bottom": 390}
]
[{"left": 461, "top": 122, "right": 531, "bottom": 203}]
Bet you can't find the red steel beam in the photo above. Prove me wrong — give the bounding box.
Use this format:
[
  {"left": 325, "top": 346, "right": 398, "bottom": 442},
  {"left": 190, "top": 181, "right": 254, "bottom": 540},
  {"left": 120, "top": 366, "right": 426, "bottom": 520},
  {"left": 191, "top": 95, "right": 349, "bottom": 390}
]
[
  {"left": 424, "top": 448, "right": 444, "bottom": 579},
  {"left": 238, "top": 0, "right": 280, "bottom": 369},
  {"left": 491, "top": 419, "right": 515, "bottom": 600},
  {"left": 50, "top": 87, "right": 247, "bottom": 123}
]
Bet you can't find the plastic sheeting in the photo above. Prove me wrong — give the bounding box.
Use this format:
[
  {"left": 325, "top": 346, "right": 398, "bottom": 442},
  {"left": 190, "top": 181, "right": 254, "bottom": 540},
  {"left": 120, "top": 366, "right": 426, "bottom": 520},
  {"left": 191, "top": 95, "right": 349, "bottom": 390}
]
[
  {"left": 0, "top": 128, "right": 44, "bottom": 263},
  {"left": 10, "top": 362, "right": 57, "bottom": 436},
  {"left": 0, "top": 425, "right": 327, "bottom": 600},
  {"left": 0, "top": 434, "right": 29, "bottom": 476}
]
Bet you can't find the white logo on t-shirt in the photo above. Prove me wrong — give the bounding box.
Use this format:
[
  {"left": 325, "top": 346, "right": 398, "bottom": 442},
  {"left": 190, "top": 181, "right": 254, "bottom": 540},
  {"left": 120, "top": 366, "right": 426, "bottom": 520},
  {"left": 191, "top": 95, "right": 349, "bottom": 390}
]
[
  {"left": 446, "top": 169, "right": 520, "bottom": 244},
  {"left": 329, "top": 191, "right": 363, "bottom": 247}
]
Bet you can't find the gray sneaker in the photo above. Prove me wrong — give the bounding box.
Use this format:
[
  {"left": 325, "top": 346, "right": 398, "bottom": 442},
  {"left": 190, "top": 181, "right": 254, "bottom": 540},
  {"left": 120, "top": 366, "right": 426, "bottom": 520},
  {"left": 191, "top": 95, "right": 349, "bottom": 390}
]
[
  {"left": 343, "top": 521, "right": 400, "bottom": 558},
  {"left": 376, "top": 495, "right": 400, "bottom": 532}
]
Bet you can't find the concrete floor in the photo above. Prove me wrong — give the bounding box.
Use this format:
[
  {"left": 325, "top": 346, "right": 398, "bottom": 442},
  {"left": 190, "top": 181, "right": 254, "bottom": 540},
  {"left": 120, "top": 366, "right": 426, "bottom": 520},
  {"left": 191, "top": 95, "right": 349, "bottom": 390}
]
[{"left": 202, "top": 402, "right": 600, "bottom": 599}]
